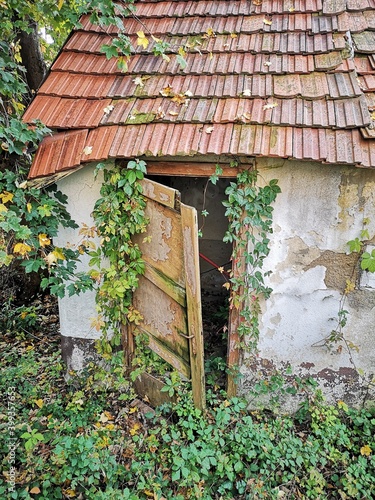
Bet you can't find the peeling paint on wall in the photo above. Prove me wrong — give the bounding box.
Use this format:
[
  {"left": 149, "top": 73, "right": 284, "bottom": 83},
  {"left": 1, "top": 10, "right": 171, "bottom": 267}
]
[{"left": 241, "top": 159, "right": 375, "bottom": 409}]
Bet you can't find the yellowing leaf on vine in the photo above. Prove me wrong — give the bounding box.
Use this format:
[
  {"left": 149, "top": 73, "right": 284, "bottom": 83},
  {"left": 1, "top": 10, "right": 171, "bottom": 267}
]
[
  {"left": 1, "top": 142, "right": 9, "bottom": 151},
  {"left": 13, "top": 242, "right": 32, "bottom": 256},
  {"left": 160, "top": 84, "right": 173, "bottom": 97},
  {"left": 90, "top": 315, "right": 105, "bottom": 332},
  {"left": 38, "top": 233, "right": 51, "bottom": 247},
  {"left": 52, "top": 248, "right": 65, "bottom": 261},
  {"left": 79, "top": 223, "right": 96, "bottom": 238},
  {"left": 58, "top": 0, "right": 64, "bottom": 10},
  {"left": 27, "top": 203, "right": 32, "bottom": 213},
  {"left": 45, "top": 252, "right": 57, "bottom": 266},
  {"left": 151, "top": 35, "right": 162, "bottom": 43},
  {"left": 35, "top": 399, "right": 44, "bottom": 409},
  {"left": 360, "top": 445, "right": 372, "bottom": 456},
  {"left": 344, "top": 279, "right": 355, "bottom": 294},
  {"left": 223, "top": 282, "right": 231, "bottom": 290},
  {"left": 178, "top": 46, "right": 186, "bottom": 58},
  {"left": 0, "top": 191, "right": 14, "bottom": 203},
  {"left": 137, "top": 31, "right": 149, "bottom": 49},
  {"left": 129, "top": 406, "right": 138, "bottom": 414},
  {"left": 0, "top": 203, "right": 8, "bottom": 213},
  {"left": 129, "top": 422, "right": 141, "bottom": 436}
]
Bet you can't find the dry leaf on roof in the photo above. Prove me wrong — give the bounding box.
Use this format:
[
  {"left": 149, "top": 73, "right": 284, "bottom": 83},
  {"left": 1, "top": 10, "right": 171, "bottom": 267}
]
[
  {"left": 203, "top": 27, "right": 216, "bottom": 38},
  {"left": 103, "top": 104, "right": 114, "bottom": 114},
  {"left": 289, "top": 7, "right": 296, "bottom": 12},
  {"left": 206, "top": 126, "right": 214, "bottom": 134},
  {"left": 264, "top": 61, "right": 272, "bottom": 67},
  {"left": 136, "top": 30, "right": 149, "bottom": 49},
  {"left": 82, "top": 146, "right": 93, "bottom": 155},
  {"left": 169, "top": 111, "right": 179, "bottom": 116},
  {"left": 242, "top": 89, "right": 252, "bottom": 97},
  {"left": 263, "top": 18, "right": 272, "bottom": 26},
  {"left": 253, "top": 0, "right": 262, "bottom": 5},
  {"left": 263, "top": 102, "right": 278, "bottom": 110},
  {"left": 230, "top": 33, "right": 238, "bottom": 39},
  {"left": 133, "top": 76, "right": 145, "bottom": 87},
  {"left": 160, "top": 84, "right": 173, "bottom": 97},
  {"left": 184, "top": 90, "right": 193, "bottom": 97},
  {"left": 236, "top": 112, "right": 252, "bottom": 123},
  {"left": 155, "top": 107, "right": 165, "bottom": 120},
  {"left": 172, "top": 93, "right": 189, "bottom": 106}
]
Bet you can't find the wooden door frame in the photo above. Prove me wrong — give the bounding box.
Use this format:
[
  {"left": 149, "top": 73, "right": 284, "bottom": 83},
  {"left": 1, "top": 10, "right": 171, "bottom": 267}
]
[{"left": 122, "top": 160, "right": 247, "bottom": 400}]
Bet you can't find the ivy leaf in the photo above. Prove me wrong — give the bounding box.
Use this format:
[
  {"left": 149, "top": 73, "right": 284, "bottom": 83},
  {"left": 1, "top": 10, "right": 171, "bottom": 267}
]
[
  {"left": 136, "top": 31, "right": 149, "bottom": 49},
  {"left": 100, "top": 44, "right": 119, "bottom": 59},
  {"left": 176, "top": 54, "right": 187, "bottom": 70},
  {"left": 347, "top": 237, "right": 362, "bottom": 253},
  {"left": 361, "top": 249, "right": 375, "bottom": 273}
]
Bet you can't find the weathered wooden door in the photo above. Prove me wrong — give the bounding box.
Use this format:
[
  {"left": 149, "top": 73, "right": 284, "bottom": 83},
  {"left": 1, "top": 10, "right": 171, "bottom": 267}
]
[{"left": 123, "top": 178, "right": 206, "bottom": 409}]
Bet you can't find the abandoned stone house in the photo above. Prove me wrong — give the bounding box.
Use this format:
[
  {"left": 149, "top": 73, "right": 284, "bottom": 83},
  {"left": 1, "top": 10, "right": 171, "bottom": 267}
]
[{"left": 23, "top": 0, "right": 375, "bottom": 410}]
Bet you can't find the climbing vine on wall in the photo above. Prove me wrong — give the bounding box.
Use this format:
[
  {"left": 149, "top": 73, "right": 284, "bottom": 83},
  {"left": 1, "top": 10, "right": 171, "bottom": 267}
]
[
  {"left": 89, "top": 159, "right": 148, "bottom": 357},
  {"left": 220, "top": 164, "right": 281, "bottom": 353}
]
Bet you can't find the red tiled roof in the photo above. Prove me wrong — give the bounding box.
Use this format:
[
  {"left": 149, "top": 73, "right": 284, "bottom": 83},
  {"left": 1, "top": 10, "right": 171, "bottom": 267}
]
[{"left": 23, "top": 0, "right": 375, "bottom": 179}]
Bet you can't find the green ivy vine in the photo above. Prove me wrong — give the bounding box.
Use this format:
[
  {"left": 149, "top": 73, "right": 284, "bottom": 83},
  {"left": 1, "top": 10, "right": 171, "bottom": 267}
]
[
  {"left": 89, "top": 159, "right": 148, "bottom": 358},
  {"left": 221, "top": 166, "right": 281, "bottom": 353}
]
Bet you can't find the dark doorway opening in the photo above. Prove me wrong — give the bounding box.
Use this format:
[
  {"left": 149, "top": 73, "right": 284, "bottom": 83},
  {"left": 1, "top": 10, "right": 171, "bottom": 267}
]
[{"left": 147, "top": 174, "right": 231, "bottom": 388}]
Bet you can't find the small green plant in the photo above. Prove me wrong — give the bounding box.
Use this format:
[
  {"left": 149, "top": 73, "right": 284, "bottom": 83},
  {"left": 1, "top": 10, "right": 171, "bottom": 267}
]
[{"left": 20, "top": 428, "right": 44, "bottom": 452}]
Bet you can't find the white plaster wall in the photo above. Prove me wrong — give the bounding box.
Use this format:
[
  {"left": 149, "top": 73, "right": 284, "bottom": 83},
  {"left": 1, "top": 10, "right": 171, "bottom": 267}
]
[
  {"left": 54, "top": 163, "right": 108, "bottom": 341},
  {"left": 241, "top": 159, "right": 375, "bottom": 407}
]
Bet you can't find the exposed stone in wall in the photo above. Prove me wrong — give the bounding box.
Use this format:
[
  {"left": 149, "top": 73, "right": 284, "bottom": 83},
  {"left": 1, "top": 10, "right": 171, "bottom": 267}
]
[{"left": 304, "top": 250, "right": 360, "bottom": 292}]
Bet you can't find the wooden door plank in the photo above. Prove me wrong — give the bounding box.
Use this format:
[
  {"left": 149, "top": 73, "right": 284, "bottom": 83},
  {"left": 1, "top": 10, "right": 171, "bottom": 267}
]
[
  {"left": 143, "top": 262, "right": 186, "bottom": 307},
  {"left": 141, "top": 178, "right": 179, "bottom": 209},
  {"left": 181, "top": 203, "right": 206, "bottom": 410},
  {"left": 135, "top": 327, "right": 191, "bottom": 379},
  {"left": 132, "top": 276, "right": 190, "bottom": 362},
  {"left": 133, "top": 199, "right": 185, "bottom": 286}
]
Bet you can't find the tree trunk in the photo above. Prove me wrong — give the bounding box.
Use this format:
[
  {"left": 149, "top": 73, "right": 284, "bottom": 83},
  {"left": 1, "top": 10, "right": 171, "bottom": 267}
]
[{"left": 18, "top": 19, "right": 47, "bottom": 92}]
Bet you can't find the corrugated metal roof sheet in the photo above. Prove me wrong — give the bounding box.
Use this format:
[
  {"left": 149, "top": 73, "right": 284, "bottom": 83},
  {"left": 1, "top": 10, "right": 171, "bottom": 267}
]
[{"left": 23, "top": 0, "right": 375, "bottom": 178}]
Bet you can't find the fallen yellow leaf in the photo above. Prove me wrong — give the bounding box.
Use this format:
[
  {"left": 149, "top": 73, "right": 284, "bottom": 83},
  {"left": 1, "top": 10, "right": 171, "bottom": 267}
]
[{"left": 360, "top": 445, "right": 372, "bottom": 456}]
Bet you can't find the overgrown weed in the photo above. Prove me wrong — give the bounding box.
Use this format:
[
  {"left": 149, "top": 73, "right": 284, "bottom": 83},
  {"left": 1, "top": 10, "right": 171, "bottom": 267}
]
[{"left": 0, "top": 323, "right": 374, "bottom": 499}]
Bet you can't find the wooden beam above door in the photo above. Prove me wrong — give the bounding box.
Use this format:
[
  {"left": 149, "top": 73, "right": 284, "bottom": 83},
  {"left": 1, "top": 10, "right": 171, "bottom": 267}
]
[{"left": 145, "top": 162, "right": 244, "bottom": 177}]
